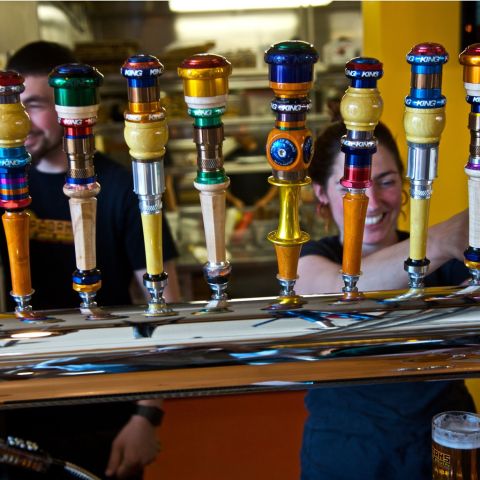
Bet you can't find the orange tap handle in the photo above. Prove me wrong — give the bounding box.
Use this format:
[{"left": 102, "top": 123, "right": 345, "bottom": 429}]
[
  {"left": 342, "top": 192, "right": 369, "bottom": 276},
  {"left": 275, "top": 244, "right": 302, "bottom": 281},
  {"left": 2, "top": 211, "right": 32, "bottom": 296}
]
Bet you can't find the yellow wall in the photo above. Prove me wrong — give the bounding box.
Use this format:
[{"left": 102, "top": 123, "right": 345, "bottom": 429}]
[
  {"left": 363, "top": 0, "right": 480, "bottom": 408},
  {"left": 362, "top": 1, "right": 468, "bottom": 230}
]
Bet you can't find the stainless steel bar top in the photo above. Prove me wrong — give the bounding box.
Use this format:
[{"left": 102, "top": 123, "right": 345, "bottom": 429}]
[{"left": 1, "top": 286, "right": 480, "bottom": 408}]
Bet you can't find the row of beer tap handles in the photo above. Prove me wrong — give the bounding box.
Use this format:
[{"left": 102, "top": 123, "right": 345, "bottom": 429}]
[{"left": 1, "top": 40, "right": 480, "bottom": 319}]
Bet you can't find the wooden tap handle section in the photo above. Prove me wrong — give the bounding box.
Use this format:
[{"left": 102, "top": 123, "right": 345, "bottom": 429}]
[
  {"left": 68, "top": 196, "right": 98, "bottom": 272},
  {"left": 195, "top": 181, "right": 229, "bottom": 264},
  {"left": 409, "top": 197, "right": 430, "bottom": 261},
  {"left": 340, "top": 87, "right": 383, "bottom": 132},
  {"left": 342, "top": 192, "right": 368, "bottom": 276},
  {"left": 404, "top": 107, "right": 445, "bottom": 144},
  {"left": 141, "top": 213, "right": 163, "bottom": 275},
  {"left": 2, "top": 211, "right": 32, "bottom": 296},
  {"left": 124, "top": 120, "right": 168, "bottom": 161},
  {"left": 275, "top": 244, "right": 301, "bottom": 281},
  {"left": 0, "top": 103, "right": 30, "bottom": 148}
]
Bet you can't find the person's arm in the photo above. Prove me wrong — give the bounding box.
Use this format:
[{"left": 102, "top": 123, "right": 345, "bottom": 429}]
[
  {"left": 105, "top": 399, "right": 164, "bottom": 479},
  {"left": 297, "top": 210, "right": 468, "bottom": 294},
  {"left": 225, "top": 189, "right": 245, "bottom": 210},
  {"left": 253, "top": 185, "right": 278, "bottom": 211}
]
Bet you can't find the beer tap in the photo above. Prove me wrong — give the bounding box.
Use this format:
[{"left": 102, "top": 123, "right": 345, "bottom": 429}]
[
  {"left": 121, "top": 55, "right": 175, "bottom": 316},
  {"left": 48, "top": 64, "right": 104, "bottom": 313},
  {"left": 178, "top": 54, "right": 232, "bottom": 312},
  {"left": 339, "top": 58, "right": 383, "bottom": 300},
  {"left": 264, "top": 40, "right": 318, "bottom": 310},
  {"left": 0, "top": 71, "right": 35, "bottom": 316},
  {"left": 459, "top": 44, "right": 480, "bottom": 292},
  {"left": 401, "top": 44, "right": 448, "bottom": 298}
]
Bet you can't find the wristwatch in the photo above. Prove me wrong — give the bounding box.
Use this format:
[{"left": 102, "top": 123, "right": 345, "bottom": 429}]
[{"left": 134, "top": 405, "right": 164, "bottom": 427}]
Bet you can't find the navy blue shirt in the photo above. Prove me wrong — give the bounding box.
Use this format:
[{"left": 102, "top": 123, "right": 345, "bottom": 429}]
[{"left": 300, "top": 233, "right": 474, "bottom": 480}]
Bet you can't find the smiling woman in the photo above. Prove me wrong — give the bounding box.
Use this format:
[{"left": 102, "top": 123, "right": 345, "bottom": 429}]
[
  {"left": 296, "top": 120, "right": 471, "bottom": 295},
  {"left": 317, "top": 137, "right": 403, "bottom": 253},
  {"left": 296, "top": 120, "right": 476, "bottom": 480}
]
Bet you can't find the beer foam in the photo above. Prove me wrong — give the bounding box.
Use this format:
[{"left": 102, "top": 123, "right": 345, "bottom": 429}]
[{"left": 433, "top": 412, "right": 480, "bottom": 450}]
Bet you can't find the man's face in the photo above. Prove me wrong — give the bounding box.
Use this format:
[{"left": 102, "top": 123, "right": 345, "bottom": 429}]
[{"left": 21, "top": 75, "right": 64, "bottom": 163}]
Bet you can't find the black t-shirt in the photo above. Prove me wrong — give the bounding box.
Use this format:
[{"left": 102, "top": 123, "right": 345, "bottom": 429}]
[
  {"left": 299, "top": 233, "right": 474, "bottom": 480},
  {"left": 1, "top": 152, "right": 178, "bottom": 310}
]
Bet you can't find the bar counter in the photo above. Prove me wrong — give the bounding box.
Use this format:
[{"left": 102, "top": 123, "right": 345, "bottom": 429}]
[{"left": 1, "top": 286, "right": 480, "bottom": 408}]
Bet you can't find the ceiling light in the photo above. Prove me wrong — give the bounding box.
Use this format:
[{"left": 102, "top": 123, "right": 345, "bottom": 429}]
[
  {"left": 169, "top": 0, "right": 331, "bottom": 12},
  {"left": 11, "top": 331, "right": 53, "bottom": 339}
]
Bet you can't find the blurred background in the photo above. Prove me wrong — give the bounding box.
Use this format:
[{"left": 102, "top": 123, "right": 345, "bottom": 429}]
[{"left": 0, "top": 0, "right": 363, "bottom": 300}]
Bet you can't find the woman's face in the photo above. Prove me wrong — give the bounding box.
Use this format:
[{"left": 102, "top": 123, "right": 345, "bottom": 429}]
[{"left": 318, "top": 144, "right": 403, "bottom": 251}]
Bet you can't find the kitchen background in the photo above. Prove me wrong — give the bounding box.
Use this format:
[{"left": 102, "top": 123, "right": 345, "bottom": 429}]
[{"left": 0, "top": 0, "right": 362, "bottom": 300}]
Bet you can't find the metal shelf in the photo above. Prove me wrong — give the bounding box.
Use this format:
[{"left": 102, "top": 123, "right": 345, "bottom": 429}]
[{"left": 97, "top": 113, "right": 329, "bottom": 139}]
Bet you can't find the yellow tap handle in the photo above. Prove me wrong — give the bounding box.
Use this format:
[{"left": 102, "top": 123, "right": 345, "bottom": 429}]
[
  {"left": 141, "top": 213, "right": 163, "bottom": 275},
  {"left": 409, "top": 197, "right": 430, "bottom": 261},
  {"left": 404, "top": 106, "right": 445, "bottom": 261},
  {"left": 124, "top": 119, "right": 168, "bottom": 276},
  {"left": 402, "top": 44, "right": 448, "bottom": 289}
]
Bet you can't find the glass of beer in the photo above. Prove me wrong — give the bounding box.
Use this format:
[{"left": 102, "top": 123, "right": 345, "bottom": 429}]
[{"left": 432, "top": 411, "right": 480, "bottom": 479}]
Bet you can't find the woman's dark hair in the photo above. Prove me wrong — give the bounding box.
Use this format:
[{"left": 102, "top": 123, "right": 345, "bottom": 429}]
[{"left": 309, "top": 121, "right": 404, "bottom": 189}]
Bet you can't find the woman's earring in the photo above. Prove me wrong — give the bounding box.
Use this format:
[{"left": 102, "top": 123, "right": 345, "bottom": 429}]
[
  {"left": 400, "top": 188, "right": 409, "bottom": 221},
  {"left": 316, "top": 202, "right": 332, "bottom": 234}
]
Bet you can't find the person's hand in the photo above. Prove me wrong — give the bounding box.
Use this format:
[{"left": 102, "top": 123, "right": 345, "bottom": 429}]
[
  {"left": 105, "top": 415, "right": 160, "bottom": 479},
  {"left": 428, "top": 209, "right": 469, "bottom": 263},
  {"left": 253, "top": 197, "right": 268, "bottom": 211},
  {"left": 230, "top": 196, "right": 245, "bottom": 210}
]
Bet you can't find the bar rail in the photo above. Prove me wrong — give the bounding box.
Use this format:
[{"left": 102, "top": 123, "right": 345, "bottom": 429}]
[{"left": 1, "top": 286, "right": 480, "bottom": 408}]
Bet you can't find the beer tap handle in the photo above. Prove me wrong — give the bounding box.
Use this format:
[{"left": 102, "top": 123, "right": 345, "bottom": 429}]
[
  {"left": 121, "top": 55, "right": 174, "bottom": 316},
  {"left": 0, "top": 71, "right": 34, "bottom": 314},
  {"left": 178, "top": 54, "right": 232, "bottom": 311},
  {"left": 404, "top": 44, "right": 448, "bottom": 290},
  {"left": 339, "top": 58, "right": 383, "bottom": 299},
  {"left": 48, "top": 64, "right": 103, "bottom": 311},
  {"left": 460, "top": 44, "right": 480, "bottom": 285},
  {"left": 264, "top": 40, "right": 318, "bottom": 309}
]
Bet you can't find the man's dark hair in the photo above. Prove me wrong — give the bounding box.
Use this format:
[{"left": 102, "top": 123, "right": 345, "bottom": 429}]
[{"left": 7, "top": 41, "right": 78, "bottom": 75}]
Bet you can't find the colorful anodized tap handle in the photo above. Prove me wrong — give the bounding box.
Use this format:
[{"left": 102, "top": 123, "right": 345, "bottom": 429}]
[
  {"left": 460, "top": 44, "right": 480, "bottom": 285},
  {"left": 404, "top": 43, "right": 448, "bottom": 289},
  {"left": 122, "top": 54, "right": 173, "bottom": 316},
  {"left": 0, "top": 71, "right": 34, "bottom": 313},
  {"left": 48, "top": 63, "right": 103, "bottom": 310},
  {"left": 264, "top": 40, "right": 318, "bottom": 308},
  {"left": 339, "top": 57, "right": 383, "bottom": 299},
  {"left": 178, "top": 54, "right": 232, "bottom": 311}
]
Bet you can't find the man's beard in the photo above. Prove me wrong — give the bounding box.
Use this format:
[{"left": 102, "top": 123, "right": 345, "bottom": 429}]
[{"left": 27, "top": 135, "right": 63, "bottom": 166}]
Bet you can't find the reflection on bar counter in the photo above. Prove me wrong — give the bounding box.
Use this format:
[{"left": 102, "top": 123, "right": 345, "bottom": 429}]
[{"left": 1, "top": 14, "right": 480, "bottom": 478}]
